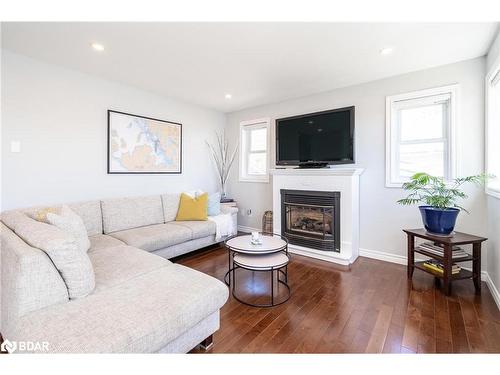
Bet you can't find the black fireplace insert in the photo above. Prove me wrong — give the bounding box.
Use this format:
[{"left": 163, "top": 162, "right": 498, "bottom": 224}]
[{"left": 281, "top": 189, "right": 340, "bottom": 252}]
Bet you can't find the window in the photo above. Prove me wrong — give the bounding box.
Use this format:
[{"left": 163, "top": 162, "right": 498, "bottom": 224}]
[
  {"left": 486, "top": 58, "right": 500, "bottom": 198},
  {"left": 386, "top": 85, "right": 458, "bottom": 187},
  {"left": 239, "top": 118, "right": 270, "bottom": 182}
]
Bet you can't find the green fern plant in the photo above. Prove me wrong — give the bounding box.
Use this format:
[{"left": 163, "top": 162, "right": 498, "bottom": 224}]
[{"left": 397, "top": 172, "right": 489, "bottom": 212}]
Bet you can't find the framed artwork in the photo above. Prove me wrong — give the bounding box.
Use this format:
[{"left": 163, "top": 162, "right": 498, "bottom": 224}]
[{"left": 107, "top": 110, "right": 182, "bottom": 174}]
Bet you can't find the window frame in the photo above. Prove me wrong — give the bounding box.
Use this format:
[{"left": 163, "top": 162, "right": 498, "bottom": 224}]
[
  {"left": 486, "top": 55, "right": 500, "bottom": 199},
  {"left": 239, "top": 118, "right": 271, "bottom": 183},
  {"left": 385, "top": 84, "right": 459, "bottom": 188}
]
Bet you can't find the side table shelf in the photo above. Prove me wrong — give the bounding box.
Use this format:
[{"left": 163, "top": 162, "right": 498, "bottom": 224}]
[{"left": 404, "top": 228, "right": 487, "bottom": 296}]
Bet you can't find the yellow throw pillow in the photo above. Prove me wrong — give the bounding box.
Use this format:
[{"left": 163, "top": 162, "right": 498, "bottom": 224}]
[{"left": 175, "top": 192, "right": 208, "bottom": 221}]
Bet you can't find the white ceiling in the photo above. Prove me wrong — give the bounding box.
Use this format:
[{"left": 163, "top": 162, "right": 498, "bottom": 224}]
[{"left": 2, "top": 22, "right": 498, "bottom": 113}]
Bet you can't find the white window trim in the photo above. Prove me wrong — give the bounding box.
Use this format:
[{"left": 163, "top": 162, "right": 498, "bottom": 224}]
[
  {"left": 239, "top": 118, "right": 270, "bottom": 183},
  {"left": 485, "top": 54, "right": 500, "bottom": 199},
  {"left": 385, "top": 84, "right": 459, "bottom": 188}
]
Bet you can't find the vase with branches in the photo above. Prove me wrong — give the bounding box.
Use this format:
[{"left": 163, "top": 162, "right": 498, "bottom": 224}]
[
  {"left": 397, "top": 172, "right": 489, "bottom": 236},
  {"left": 206, "top": 131, "right": 238, "bottom": 201}
]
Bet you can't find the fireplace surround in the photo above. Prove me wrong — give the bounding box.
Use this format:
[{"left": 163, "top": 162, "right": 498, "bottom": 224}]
[
  {"left": 271, "top": 167, "right": 363, "bottom": 265},
  {"left": 281, "top": 189, "right": 340, "bottom": 252}
]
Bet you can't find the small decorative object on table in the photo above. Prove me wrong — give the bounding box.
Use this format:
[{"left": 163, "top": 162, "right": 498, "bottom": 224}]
[
  {"left": 251, "top": 231, "right": 263, "bottom": 245},
  {"left": 262, "top": 210, "right": 273, "bottom": 234},
  {"left": 404, "top": 228, "right": 487, "bottom": 296},
  {"left": 397, "top": 172, "right": 490, "bottom": 236}
]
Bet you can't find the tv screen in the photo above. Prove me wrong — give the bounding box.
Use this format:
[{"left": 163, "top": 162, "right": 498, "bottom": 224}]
[{"left": 276, "top": 106, "right": 354, "bottom": 166}]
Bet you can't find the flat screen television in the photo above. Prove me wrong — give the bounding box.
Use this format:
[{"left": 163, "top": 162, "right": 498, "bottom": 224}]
[{"left": 276, "top": 106, "right": 355, "bottom": 167}]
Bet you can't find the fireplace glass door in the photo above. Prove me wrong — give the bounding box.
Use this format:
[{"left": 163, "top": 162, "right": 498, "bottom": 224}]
[{"left": 285, "top": 204, "right": 334, "bottom": 239}]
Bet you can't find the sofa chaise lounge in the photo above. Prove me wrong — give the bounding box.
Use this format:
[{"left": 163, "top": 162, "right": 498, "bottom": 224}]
[{"left": 0, "top": 193, "right": 236, "bottom": 353}]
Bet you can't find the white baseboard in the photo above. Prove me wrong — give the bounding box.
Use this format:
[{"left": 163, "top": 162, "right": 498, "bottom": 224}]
[
  {"left": 359, "top": 247, "right": 408, "bottom": 265},
  {"left": 237, "top": 225, "right": 261, "bottom": 233},
  {"left": 484, "top": 272, "right": 500, "bottom": 311}
]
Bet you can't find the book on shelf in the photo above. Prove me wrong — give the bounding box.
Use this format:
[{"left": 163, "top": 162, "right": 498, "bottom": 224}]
[
  {"left": 417, "top": 242, "right": 469, "bottom": 259},
  {"left": 422, "top": 259, "right": 461, "bottom": 275}
]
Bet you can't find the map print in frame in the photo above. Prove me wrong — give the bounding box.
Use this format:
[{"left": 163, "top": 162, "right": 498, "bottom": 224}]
[{"left": 107, "top": 110, "right": 182, "bottom": 174}]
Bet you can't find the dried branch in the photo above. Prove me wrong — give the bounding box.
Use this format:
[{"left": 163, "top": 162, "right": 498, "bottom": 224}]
[{"left": 206, "top": 130, "right": 239, "bottom": 192}]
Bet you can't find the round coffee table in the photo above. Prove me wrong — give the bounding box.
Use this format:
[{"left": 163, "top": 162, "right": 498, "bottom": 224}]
[{"left": 224, "top": 233, "right": 291, "bottom": 308}]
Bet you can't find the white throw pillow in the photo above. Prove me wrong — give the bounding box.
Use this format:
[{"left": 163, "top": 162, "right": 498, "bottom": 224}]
[
  {"left": 184, "top": 189, "right": 205, "bottom": 198},
  {"left": 47, "top": 205, "right": 91, "bottom": 253}
]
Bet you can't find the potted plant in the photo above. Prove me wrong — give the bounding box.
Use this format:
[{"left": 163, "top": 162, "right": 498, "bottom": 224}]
[{"left": 397, "top": 172, "right": 488, "bottom": 236}]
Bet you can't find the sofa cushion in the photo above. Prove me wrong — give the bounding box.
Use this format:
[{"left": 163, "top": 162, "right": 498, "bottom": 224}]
[
  {"left": 109, "top": 223, "right": 192, "bottom": 252},
  {"left": 1, "top": 211, "right": 95, "bottom": 299},
  {"left": 89, "top": 245, "right": 171, "bottom": 292},
  {"left": 161, "top": 193, "right": 181, "bottom": 222},
  {"left": 89, "top": 234, "right": 125, "bottom": 253},
  {"left": 69, "top": 200, "right": 103, "bottom": 236},
  {"left": 23, "top": 200, "right": 103, "bottom": 236},
  {"left": 101, "top": 195, "right": 164, "bottom": 234},
  {"left": 9, "top": 264, "right": 229, "bottom": 353},
  {"left": 169, "top": 220, "right": 216, "bottom": 240}
]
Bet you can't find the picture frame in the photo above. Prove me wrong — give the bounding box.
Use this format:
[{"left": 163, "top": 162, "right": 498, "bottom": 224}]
[{"left": 107, "top": 110, "right": 182, "bottom": 174}]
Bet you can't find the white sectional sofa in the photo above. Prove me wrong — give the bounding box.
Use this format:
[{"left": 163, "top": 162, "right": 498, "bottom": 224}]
[{"left": 0, "top": 193, "right": 236, "bottom": 353}]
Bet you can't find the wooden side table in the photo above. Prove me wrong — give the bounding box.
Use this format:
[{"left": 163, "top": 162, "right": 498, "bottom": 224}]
[{"left": 404, "top": 228, "right": 487, "bottom": 296}]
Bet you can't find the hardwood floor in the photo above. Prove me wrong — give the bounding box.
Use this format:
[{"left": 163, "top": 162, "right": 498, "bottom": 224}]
[{"left": 177, "top": 245, "right": 500, "bottom": 353}]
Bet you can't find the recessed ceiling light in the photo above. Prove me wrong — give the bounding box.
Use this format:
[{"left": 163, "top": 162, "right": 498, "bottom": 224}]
[
  {"left": 91, "top": 43, "right": 105, "bottom": 51},
  {"left": 380, "top": 47, "right": 393, "bottom": 55},
  {"left": 225, "top": 94, "right": 232, "bottom": 99}
]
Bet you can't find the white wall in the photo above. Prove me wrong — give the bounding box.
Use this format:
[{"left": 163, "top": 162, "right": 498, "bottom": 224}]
[
  {"left": 226, "top": 57, "right": 487, "bottom": 263},
  {"left": 486, "top": 31, "right": 500, "bottom": 305},
  {"left": 1, "top": 51, "right": 225, "bottom": 210}
]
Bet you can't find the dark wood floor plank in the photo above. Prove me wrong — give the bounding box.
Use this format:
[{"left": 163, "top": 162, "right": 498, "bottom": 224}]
[
  {"left": 365, "top": 304, "right": 394, "bottom": 353},
  {"left": 401, "top": 289, "right": 421, "bottom": 352},
  {"left": 459, "top": 297, "right": 488, "bottom": 353},
  {"left": 448, "top": 299, "right": 470, "bottom": 353},
  {"left": 181, "top": 246, "right": 500, "bottom": 354}
]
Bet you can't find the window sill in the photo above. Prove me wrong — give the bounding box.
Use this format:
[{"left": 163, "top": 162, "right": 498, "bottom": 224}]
[
  {"left": 239, "top": 176, "right": 269, "bottom": 184},
  {"left": 386, "top": 178, "right": 456, "bottom": 189},
  {"left": 486, "top": 186, "right": 500, "bottom": 200}
]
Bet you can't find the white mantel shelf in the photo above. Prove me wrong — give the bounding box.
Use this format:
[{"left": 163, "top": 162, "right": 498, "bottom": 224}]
[{"left": 270, "top": 167, "right": 364, "bottom": 176}]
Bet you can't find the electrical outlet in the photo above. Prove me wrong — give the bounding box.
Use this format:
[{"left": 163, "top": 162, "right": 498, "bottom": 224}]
[{"left": 246, "top": 208, "right": 252, "bottom": 216}]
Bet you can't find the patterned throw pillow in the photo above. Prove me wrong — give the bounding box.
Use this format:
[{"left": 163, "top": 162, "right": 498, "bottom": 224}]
[{"left": 46, "top": 205, "right": 91, "bottom": 253}]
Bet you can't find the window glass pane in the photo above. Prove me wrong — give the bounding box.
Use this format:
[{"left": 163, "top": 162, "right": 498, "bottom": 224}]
[
  {"left": 399, "top": 142, "right": 444, "bottom": 178},
  {"left": 250, "top": 127, "right": 267, "bottom": 152},
  {"left": 248, "top": 152, "right": 267, "bottom": 175},
  {"left": 400, "top": 103, "right": 445, "bottom": 141}
]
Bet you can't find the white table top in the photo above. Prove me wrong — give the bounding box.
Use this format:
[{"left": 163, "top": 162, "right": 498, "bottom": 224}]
[{"left": 225, "top": 234, "right": 287, "bottom": 254}]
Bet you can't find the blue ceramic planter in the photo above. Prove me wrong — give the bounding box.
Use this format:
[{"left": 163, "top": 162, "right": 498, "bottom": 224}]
[{"left": 418, "top": 206, "right": 460, "bottom": 236}]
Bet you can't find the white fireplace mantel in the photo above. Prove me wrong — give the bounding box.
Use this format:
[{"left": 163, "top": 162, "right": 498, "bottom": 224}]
[
  {"left": 271, "top": 167, "right": 364, "bottom": 266},
  {"left": 270, "top": 167, "right": 364, "bottom": 177}
]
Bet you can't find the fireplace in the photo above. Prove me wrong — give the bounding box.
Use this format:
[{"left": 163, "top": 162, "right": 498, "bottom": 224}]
[{"left": 281, "top": 189, "right": 340, "bottom": 252}]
